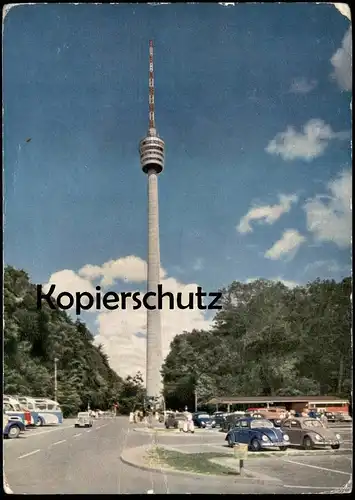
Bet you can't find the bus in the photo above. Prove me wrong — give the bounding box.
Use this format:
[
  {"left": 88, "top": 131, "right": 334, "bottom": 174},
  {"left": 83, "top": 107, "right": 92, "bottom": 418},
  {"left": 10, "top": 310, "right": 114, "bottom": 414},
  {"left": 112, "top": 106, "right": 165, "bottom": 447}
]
[
  {"left": 31, "top": 398, "right": 63, "bottom": 425},
  {"left": 15, "top": 396, "right": 41, "bottom": 426},
  {"left": 3, "top": 395, "right": 31, "bottom": 427}
]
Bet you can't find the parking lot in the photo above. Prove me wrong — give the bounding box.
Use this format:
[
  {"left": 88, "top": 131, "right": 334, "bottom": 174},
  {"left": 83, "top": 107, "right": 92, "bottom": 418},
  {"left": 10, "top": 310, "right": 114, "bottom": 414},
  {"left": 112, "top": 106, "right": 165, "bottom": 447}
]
[
  {"left": 4, "top": 418, "right": 353, "bottom": 494},
  {"left": 141, "top": 422, "right": 353, "bottom": 492}
]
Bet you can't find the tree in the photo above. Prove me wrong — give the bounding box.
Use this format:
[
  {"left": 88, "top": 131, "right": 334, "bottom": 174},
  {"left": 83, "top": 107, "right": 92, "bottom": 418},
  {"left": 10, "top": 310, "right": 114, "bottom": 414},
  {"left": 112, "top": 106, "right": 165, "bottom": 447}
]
[
  {"left": 4, "top": 265, "right": 124, "bottom": 416},
  {"left": 162, "top": 277, "right": 352, "bottom": 405}
]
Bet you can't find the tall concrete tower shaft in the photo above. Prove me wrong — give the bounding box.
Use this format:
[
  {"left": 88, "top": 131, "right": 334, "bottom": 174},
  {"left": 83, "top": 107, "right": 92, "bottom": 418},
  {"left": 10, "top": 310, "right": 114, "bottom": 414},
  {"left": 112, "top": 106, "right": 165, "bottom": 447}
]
[{"left": 139, "top": 40, "right": 165, "bottom": 403}]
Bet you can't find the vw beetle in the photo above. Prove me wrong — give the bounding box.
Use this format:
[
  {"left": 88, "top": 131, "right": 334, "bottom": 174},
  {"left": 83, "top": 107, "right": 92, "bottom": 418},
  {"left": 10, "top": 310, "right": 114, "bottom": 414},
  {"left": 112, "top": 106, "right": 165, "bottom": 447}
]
[{"left": 225, "top": 417, "right": 290, "bottom": 451}]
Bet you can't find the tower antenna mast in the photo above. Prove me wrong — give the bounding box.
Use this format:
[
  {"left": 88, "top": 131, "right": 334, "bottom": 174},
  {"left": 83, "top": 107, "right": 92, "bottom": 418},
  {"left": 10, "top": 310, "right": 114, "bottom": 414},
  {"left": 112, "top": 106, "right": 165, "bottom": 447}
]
[{"left": 148, "top": 40, "right": 156, "bottom": 135}]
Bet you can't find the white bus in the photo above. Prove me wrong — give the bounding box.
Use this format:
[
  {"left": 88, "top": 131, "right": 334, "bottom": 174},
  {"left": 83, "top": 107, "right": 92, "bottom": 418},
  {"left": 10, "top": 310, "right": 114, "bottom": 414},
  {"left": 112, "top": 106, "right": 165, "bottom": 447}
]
[{"left": 30, "top": 398, "right": 63, "bottom": 426}]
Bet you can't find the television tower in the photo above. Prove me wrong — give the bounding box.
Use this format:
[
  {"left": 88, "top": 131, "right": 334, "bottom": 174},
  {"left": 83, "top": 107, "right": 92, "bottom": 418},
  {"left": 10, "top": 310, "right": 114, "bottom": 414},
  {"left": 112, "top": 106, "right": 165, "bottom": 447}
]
[{"left": 139, "top": 40, "right": 165, "bottom": 405}]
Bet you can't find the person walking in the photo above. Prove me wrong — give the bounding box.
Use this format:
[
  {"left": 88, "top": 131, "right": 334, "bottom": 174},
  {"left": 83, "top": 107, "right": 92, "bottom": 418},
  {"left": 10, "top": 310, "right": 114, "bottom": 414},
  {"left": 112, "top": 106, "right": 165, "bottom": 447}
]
[{"left": 320, "top": 413, "right": 328, "bottom": 427}]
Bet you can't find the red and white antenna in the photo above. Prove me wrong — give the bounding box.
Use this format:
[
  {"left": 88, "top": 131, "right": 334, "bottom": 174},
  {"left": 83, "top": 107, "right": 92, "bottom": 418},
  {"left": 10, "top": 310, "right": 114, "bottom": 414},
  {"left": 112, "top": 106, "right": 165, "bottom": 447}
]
[{"left": 148, "top": 40, "right": 156, "bottom": 134}]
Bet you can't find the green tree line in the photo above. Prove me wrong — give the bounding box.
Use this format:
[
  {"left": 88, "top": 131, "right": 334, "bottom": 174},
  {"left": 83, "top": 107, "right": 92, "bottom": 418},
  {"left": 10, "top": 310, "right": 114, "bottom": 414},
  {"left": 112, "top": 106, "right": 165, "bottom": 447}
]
[
  {"left": 162, "top": 278, "right": 352, "bottom": 411},
  {"left": 4, "top": 266, "right": 145, "bottom": 416}
]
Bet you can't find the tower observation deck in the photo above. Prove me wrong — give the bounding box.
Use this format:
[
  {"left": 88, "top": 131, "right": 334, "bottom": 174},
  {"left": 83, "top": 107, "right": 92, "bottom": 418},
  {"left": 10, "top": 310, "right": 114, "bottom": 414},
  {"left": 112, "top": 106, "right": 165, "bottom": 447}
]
[{"left": 139, "top": 40, "right": 164, "bottom": 406}]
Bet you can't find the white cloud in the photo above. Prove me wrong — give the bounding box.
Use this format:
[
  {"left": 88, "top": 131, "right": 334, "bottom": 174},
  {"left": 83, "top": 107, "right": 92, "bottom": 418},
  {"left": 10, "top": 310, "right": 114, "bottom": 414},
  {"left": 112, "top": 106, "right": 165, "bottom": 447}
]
[
  {"left": 264, "top": 229, "right": 306, "bottom": 260},
  {"left": 237, "top": 194, "right": 298, "bottom": 234},
  {"left": 265, "top": 119, "right": 349, "bottom": 161},
  {"left": 304, "top": 170, "right": 352, "bottom": 248},
  {"left": 78, "top": 255, "right": 166, "bottom": 287},
  {"left": 289, "top": 77, "right": 318, "bottom": 94},
  {"left": 246, "top": 277, "right": 299, "bottom": 289},
  {"left": 44, "top": 256, "right": 212, "bottom": 380},
  {"left": 330, "top": 26, "right": 352, "bottom": 91}
]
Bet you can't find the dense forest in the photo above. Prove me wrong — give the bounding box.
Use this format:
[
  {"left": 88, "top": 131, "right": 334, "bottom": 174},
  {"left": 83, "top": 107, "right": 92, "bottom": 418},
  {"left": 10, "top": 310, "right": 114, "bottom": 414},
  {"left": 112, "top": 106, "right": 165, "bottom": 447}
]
[
  {"left": 162, "top": 278, "right": 352, "bottom": 410},
  {"left": 4, "top": 266, "right": 145, "bottom": 416}
]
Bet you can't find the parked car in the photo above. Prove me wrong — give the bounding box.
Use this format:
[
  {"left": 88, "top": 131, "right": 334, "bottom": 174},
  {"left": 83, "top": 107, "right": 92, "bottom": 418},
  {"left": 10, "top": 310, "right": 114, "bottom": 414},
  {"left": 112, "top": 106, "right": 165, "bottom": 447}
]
[
  {"left": 3, "top": 412, "right": 26, "bottom": 439},
  {"left": 221, "top": 413, "right": 241, "bottom": 432},
  {"left": 74, "top": 412, "right": 93, "bottom": 428},
  {"left": 165, "top": 412, "right": 186, "bottom": 429},
  {"left": 192, "top": 413, "right": 216, "bottom": 429},
  {"left": 281, "top": 417, "right": 342, "bottom": 450},
  {"left": 225, "top": 417, "right": 290, "bottom": 451},
  {"left": 324, "top": 412, "right": 336, "bottom": 423},
  {"left": 334, "top": 412, "right": 352, "bottom": 422},
  {"left": 212, "top": 412, "right": 227, "bottom": 427}
]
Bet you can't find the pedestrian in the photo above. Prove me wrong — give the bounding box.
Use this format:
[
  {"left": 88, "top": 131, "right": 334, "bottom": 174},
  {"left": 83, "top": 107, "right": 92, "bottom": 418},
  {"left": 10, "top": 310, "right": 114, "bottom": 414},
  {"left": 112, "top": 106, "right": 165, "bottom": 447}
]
[{"left": 320, "top": 413, "right": 328, "bottom": 427}]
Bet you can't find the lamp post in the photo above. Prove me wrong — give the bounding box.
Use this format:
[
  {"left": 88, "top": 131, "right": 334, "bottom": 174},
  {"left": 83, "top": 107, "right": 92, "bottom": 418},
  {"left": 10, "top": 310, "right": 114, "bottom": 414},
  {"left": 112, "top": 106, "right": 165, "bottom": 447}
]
[{"left": 54, "top": 358, "right": 58, "bottom": 402}]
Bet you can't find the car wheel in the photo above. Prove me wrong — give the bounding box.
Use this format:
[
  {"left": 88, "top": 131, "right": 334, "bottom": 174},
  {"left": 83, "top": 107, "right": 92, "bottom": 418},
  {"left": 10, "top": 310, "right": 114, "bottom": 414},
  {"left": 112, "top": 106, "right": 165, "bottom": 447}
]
[
  {"left": 35, "top": 417, "right": 44, "bottom": 427},
  {"left": 75, "top": 424, "right": 78, "bottom": 428},
  {"left": 279, "top": 446, "right": 287, "bottom": 451},
  {"left": 227, "top": 435, "right": 234, "bottom": 448},
  {"left": 331, "top": 444, "right": 340, "bottom": 450},
  {"left": 8, "top": 425, "right": 20, "bottom": 439},
  {"left": 303, "top": 436, "right": 313, "bottom": 450},
  {"left": 251, "top": 439, "right": 261, "bottom": 452}
]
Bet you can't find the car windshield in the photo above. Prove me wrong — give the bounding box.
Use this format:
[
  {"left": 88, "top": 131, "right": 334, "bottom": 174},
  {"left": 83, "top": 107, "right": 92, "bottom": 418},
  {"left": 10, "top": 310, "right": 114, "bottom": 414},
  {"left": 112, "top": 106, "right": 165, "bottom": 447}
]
[
  {"left": 78, "top": 413, "right": 89, "bottom": 417},
  {"left": 304, "top": 419, "right": 323, "bottom": 428},
  {"left": 250, "top": 419, "right": 274, "bottom": 429},
  {"left": 198, "top": 414, "right": 210, "bottom": 419}
]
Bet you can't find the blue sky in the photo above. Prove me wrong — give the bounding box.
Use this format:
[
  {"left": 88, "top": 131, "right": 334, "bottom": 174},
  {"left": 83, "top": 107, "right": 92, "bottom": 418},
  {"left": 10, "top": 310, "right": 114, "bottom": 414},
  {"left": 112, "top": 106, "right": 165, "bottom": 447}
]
[{"left": 4, "top": 3, "right": 352, "bottom": 377}]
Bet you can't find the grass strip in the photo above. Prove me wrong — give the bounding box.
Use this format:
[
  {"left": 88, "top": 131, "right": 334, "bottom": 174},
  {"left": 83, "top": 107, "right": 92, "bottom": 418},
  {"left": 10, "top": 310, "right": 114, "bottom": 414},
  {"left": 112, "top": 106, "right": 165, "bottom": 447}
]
[{"left": 146, "top": 446, "right": 236, "bottom": 476}]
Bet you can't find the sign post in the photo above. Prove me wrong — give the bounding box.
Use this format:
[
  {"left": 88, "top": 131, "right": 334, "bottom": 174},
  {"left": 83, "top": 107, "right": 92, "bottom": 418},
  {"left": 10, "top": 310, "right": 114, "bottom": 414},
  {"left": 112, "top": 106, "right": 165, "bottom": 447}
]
[{"left": 233, "top": 444, "right": 248, "bottom": 475}]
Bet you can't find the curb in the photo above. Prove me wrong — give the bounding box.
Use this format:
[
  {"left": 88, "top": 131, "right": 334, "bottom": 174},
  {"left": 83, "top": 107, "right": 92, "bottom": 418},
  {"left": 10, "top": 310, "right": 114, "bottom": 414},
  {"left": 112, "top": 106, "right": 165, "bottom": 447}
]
[
  {"left": 120, "top": 445, "right": 283, "bottom": 485},
  {"left": 221, "top": 448, "right": 353, "bottom": 458},
  {"left": 132, "top": 427, "right": 220, "bottom": 435},
  {"left": 132, "top": 427, "right": 179, "bottom": 434}
]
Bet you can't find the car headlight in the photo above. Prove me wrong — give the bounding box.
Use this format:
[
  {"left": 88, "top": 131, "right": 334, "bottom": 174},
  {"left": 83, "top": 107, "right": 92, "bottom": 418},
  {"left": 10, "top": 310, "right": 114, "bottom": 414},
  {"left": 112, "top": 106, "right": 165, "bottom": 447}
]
[
  {"left": 314, "top": 434, "right": 322, "bottom": 440},
  {"left": 283, "top": 434, "right": 290, "bottom": 441},
  {"left": 212, "top": 421, "right": 216, "bottom": 425},
  {"left": 336, "top": 434, "right": 341, "bottom": 439},
  {"left": 262, "top": 435, "right": 269, "bottom": 442}
]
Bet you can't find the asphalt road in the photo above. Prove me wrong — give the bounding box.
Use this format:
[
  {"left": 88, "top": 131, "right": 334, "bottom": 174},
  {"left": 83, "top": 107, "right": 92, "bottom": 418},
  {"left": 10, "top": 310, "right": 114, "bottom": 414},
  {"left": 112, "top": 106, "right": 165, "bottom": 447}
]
[{"left": 4, "top": 418, "right": 353, "bottom": 494}]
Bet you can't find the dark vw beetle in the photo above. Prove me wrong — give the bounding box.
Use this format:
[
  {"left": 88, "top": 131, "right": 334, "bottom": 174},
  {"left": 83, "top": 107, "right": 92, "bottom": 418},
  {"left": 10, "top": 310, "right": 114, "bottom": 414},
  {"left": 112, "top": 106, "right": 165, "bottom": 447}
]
[
  {"left": 225, "top": 417, "right": 290, "bottom": 451},
  {"left": 192, "top": 412, "right": 216, "bottom": 428}
]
